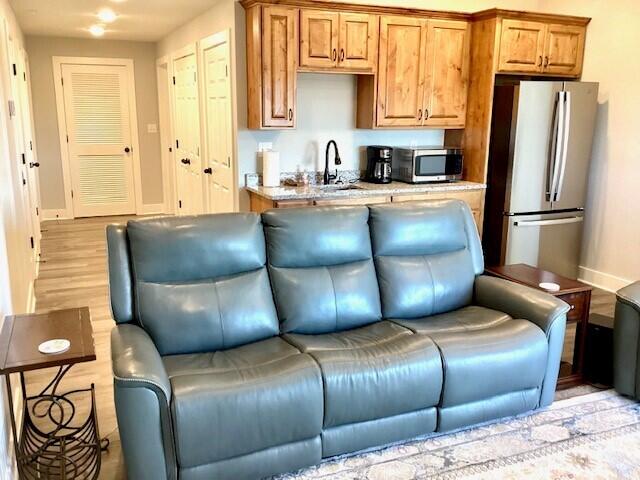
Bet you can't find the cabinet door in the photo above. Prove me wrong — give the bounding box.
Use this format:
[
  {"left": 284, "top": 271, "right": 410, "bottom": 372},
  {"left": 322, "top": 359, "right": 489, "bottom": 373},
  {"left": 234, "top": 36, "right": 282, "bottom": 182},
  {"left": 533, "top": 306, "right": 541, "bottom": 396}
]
[
  {"left": 422, "top": 19, "right": 470, "bottom": 127},
  {"left": 377, "top": 16, "right": 427, "bottom": 127},
  {"left": 497, "top": 19, "right": 546, "bottom": 73},
  {"left": 543, "top": 24, "right": 585, "bottom": 77},
  {"left": 338, "top": 13, "right": 378, "bottom": 71},
  {"left": 262, "top": 6, "right": 297, "bottom": 127},
  {"left": 300, "top": 10, "right": 339, "bottom": 69}
]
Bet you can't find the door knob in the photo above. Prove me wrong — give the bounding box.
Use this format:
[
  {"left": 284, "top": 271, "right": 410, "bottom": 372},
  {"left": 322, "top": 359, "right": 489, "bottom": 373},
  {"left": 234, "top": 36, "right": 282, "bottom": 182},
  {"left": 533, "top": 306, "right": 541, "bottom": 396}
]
[
  {"left": 181, "top": 158, "right": 191, "bottom": 165},
  {"left": 203, "top": 167, "right": 212, "bottom": 174},
  {"left": 29, "top": 162, "right": 40, "bottom": 168},
  {"left": 124, "top": 147, "right": 131, "bottom": 153}
]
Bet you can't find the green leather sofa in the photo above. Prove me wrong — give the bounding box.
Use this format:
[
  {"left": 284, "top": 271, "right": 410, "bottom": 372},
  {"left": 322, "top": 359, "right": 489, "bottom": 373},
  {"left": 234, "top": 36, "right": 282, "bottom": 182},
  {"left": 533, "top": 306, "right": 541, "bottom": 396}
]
[
  {"left": 107, "top": 200, "right": 570, "bottom": 480},
  {"left": 614, "top": 281, "right": 640, "bottom": 398}
]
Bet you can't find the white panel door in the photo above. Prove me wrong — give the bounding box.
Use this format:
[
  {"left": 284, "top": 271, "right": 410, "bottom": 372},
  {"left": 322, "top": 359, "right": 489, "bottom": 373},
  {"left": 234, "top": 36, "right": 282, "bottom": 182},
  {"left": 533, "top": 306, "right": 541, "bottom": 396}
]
[
  {"left": 173, "top": 49, "right": 203, "bottom": 215},
  {"left": 61, "top": 63, "right": 136, "bottom": 217},
  {"left": 200, "top": 31, "right": 236, "bottom": 214},
  {"left": 18, "top": 50, "right": 41, "bottom": 257}
]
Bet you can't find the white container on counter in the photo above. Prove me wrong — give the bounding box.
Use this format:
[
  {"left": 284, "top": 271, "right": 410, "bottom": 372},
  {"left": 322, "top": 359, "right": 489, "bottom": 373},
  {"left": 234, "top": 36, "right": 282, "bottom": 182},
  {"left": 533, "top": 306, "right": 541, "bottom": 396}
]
[{"left": 262, "top": 151, "right": 280, "bottom": 187}]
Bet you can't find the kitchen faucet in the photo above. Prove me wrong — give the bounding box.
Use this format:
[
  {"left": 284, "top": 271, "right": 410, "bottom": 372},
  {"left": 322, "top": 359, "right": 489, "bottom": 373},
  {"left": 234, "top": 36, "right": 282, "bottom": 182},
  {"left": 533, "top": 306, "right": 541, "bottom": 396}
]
[{"left": 323, "top": 140, "right": 342, "bottom": 185}]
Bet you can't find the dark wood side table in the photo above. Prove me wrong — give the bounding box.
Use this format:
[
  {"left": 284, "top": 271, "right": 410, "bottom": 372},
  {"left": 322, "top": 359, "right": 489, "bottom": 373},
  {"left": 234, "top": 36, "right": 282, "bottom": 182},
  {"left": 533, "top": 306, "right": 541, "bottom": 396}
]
[
  {"left": 0, "top": 307, "right": 107, "bottom": 479},
  {"left": 485, "top": 263, "right": 592, "bottom": 390}
]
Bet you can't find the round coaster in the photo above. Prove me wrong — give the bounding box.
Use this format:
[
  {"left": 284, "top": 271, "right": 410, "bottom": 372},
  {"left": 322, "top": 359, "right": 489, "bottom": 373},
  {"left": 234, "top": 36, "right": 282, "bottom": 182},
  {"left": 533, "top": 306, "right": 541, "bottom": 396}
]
[
  {"left": 38, "top": 339, "right": 71, "bottom": 355},
  {"left": 539, "top": 282, "right": 561, "bottom": 292}
]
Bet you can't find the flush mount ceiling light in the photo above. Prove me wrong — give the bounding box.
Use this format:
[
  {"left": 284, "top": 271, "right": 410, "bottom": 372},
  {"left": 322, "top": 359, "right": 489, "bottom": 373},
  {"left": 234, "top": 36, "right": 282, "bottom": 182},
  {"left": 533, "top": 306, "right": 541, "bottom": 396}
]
[
  {"left": 89, "top": 24, "right": 105, "bottom": 37},
  {"left": 97, "top": 8, "right": 117, "bottom": 23}
]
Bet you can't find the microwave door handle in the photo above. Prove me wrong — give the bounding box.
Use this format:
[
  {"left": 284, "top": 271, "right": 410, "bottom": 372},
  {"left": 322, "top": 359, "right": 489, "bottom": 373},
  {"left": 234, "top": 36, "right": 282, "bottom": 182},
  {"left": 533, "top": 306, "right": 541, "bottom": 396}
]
[
  {"left": 513, "top": 216, "right": 583, "bottom": 227},
  {"left": 546, "top": 93, "right": 561, "bottom": 201},
  {"left": 550, "top": 91, "right": 566, "bottom": 204},
  {"left": 555, "top": 91, "right": 571, "bottom": 202}
]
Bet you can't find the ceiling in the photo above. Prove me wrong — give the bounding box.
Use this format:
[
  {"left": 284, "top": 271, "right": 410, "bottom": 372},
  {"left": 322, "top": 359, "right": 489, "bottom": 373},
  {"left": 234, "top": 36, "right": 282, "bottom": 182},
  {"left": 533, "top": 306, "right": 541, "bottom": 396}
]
[{"left": 10, "top": 0, "right": 221, "bottom": 42}]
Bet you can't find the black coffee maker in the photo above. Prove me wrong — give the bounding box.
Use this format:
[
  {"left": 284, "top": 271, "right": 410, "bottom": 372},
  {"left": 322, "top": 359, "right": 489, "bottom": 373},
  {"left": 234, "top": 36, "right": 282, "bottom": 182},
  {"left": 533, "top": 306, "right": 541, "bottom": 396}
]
[{"left": 365, "top": 146, "right": 393, "bottom": 184}]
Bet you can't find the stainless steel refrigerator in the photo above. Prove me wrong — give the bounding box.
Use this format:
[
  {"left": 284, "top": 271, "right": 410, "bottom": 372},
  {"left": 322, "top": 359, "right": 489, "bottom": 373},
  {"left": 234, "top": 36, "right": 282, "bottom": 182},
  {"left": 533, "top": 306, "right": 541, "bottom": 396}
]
[{"left": 482, "top": 80, "right": 599, "bottom": 279}]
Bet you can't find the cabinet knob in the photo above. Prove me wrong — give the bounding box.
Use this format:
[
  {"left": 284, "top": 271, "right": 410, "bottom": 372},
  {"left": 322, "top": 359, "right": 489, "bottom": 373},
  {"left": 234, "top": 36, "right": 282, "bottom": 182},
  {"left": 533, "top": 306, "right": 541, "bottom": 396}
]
[
  {"left": 124, "top": 147, "right": 130, "bottom": 153},
  {"left": 203, "top": 167, "right": 213, "bottom": 174},
  {"left": 538, "top": 55, "right": 543, "bottom": 67},
  {"left": 29, "top": 162, "right": 40, "bottom": 168},
  {"left": 418, "top": 109, "right": 423, "bottom": 120},
  {"left": 340, "top": 49, "right": 345, "bottom": 62},
  {"left": 544, "top": 56, "right": 549, "bottom": 68},
  {"left": 425, "top": 108, "right": 429, "bottom": 120},
  {"left": 181, "top": 158, "right": 191, "bottom": 165},
  {"left": 332, "top": 48, "right": 337, "bottom": 61},
  {"left": 288, "top": 108, "right": 293, "bottom": 121}
]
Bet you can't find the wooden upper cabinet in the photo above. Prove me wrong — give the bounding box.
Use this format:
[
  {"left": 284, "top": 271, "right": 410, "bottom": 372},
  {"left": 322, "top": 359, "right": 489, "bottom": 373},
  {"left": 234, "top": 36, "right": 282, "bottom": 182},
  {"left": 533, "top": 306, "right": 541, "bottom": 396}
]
[
  {"left": 497, "top": 18, "right": 587, "bottom": 76},
  {"left": 338, "top": 13, "right": 378, "bottom": 71},
  {"left": 422, "top": 19, "right": 470, "bottom": 127},
  {"left": 300, "top": 10, "right": 339, "bottom": 68},
  {"left": 543, "top": 24, "right": 585, "bottom": 76},
  {"left": 300, "top": 10, "right": 377, "bottom": 72},
  {"left": 261, "top": 6, "right": 298, "bottom": 128},
  {"left": 498, "top": 19, "right": 546, "bottom": 73},
  {"left": 377, "top": 16, "right": 427, "bottom": 127}
]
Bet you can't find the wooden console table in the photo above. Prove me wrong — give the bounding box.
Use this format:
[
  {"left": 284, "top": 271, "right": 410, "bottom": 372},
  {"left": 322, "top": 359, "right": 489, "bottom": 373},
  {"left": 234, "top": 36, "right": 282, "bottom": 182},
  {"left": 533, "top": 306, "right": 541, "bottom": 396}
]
[
  {"left": 485, "top": 263, "right": 592, "bottom": 390},
  {"left": 0, "top": 307, "right": 107, "bottom": 479}
]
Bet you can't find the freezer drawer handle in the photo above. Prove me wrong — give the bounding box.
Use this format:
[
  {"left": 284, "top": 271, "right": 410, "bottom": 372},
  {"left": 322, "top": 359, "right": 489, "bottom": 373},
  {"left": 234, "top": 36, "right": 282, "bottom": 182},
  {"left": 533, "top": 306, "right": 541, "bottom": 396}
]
[{"left": 513, "top": 216, "right": 583, "bottom": 227}]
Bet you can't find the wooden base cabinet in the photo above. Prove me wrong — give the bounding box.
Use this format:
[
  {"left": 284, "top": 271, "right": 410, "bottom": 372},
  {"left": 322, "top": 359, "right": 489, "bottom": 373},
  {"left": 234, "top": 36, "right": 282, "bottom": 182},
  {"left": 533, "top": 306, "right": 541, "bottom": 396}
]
[{"left": 248, "top": 189, "right": 485, "bottom": 235}]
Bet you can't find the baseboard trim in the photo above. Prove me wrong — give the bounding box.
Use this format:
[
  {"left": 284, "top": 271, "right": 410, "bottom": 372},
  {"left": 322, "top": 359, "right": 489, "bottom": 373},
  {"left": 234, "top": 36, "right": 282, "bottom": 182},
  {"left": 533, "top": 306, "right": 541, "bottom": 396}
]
[
  {"left": 138, "top": 203, "right": 165, "bottom": 215},
  {"left": 578, "top": 266, "right": 632, "bottom": 293},
  {"left": 41, "top": 208, "right": 72, "bottom": 220}
]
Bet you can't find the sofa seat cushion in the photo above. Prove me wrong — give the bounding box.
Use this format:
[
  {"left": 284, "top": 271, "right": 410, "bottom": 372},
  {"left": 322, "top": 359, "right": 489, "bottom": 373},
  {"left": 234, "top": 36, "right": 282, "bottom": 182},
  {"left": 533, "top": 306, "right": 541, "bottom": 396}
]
[
  {"left": 164, "top": 337, "right": 323, "bottom": 468},
  {"left": 284, "top": 321, "right": 442, "bottom": 429},
  {"left": 428, "top": 320, "right": 548, "bottom": 407},
  {"left": 392, "top": 306, "right": 511, "bottom": 335}
]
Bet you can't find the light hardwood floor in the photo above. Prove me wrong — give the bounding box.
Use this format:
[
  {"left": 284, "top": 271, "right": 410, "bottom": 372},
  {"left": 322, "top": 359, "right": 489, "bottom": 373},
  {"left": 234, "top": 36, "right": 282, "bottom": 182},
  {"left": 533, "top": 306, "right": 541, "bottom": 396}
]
[{"left": 26, "top": 215, "right": 617, "bottom": 479}]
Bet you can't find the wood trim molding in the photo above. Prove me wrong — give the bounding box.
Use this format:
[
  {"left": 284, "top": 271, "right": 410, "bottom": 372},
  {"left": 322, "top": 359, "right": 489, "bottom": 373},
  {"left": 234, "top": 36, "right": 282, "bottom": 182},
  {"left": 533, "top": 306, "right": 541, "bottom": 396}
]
[
  {"left": 472, "top": 9, "right": 591, "bottom": 26},
  {"left": 240, "top": 0, "right": 470, "bottom": 20},
  {"left": 240, "top": 1, "right": 591, "bottom": 26}
]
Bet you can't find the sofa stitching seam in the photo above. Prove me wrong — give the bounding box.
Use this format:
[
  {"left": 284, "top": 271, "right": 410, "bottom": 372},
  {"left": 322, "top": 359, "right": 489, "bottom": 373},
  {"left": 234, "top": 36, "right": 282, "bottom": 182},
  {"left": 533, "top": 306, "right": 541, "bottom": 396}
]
[
  {"left": 327, "top": 266, "right": 339, "bottom": 332},
  {"left": 213, "top": 281, "right": 226, "bottom": 349}
]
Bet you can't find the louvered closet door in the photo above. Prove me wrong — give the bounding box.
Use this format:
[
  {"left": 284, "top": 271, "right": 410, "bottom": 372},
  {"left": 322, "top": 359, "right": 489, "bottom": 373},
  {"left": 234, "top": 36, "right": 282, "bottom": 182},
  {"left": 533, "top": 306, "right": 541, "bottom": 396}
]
[{"left": 62, "top": 64, "right": 136, "bottom": 217}]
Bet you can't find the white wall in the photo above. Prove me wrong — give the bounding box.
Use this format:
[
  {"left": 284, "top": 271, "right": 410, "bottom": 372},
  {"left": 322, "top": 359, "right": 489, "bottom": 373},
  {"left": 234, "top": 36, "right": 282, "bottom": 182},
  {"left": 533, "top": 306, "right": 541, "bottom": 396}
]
[
  {"left": 537, "top": 0, "right": 640, "bottom": 289},
  {"left": 26, "top": 36, "right": 164, "bottom": 212},
  {"left": 0, "top": 1, "right": 34, "bottom": 477}
]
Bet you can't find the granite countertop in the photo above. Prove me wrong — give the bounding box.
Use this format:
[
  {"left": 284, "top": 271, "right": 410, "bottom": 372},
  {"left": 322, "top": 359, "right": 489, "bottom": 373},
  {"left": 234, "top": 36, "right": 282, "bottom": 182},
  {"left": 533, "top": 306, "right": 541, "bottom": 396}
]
[{"left": 246, "top": 180, "right": 486, "bottom": 201}]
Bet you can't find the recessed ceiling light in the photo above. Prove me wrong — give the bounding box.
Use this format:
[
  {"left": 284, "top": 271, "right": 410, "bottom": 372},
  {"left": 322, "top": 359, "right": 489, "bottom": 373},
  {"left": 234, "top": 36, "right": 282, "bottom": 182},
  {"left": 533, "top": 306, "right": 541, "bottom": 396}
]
[
  {"left": 97, "top": 8, "right": 117, "bottom": 23},
  {"left": 89, "top": 25, "right": 105, "bottom": 37}
]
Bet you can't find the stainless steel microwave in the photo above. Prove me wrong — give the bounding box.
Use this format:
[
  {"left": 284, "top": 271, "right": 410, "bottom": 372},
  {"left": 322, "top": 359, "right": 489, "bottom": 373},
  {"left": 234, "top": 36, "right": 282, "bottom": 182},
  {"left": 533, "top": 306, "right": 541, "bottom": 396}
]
[{"left": 391, "top": 147, "right": 463, "bottom": 183}]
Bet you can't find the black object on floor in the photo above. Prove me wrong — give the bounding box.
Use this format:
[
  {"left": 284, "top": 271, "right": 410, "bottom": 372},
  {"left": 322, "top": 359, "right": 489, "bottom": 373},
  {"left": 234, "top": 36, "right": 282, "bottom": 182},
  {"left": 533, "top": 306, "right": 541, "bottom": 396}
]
[{"left": 584, "top": 313, "right": 614, "bottom": 387}]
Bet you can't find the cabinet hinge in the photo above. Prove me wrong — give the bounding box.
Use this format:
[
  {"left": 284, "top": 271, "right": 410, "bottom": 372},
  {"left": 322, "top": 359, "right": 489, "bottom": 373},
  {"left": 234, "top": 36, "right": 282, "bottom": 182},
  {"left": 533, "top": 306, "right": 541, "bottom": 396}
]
[
  {"left": 21, "top": 153, "right": 25, "bottom": 164},
  {"left": 36, "top": 206, "right": 39, "bottom": 216},
  {"left": 29, "top": 140, "right": 33, "bottom": 150},
  {"left": 176, "top": 139, "right": 179, "bottom": 149},
  {"left": 169, "top": 147, "right": 172, "bottom": 153},
  {"left": 7, "top": 100, "right": 15, "bottom": 117},
  {"left": 12, "top": 63, "right": 16, "bottom": 76},
  {"left": 71, "top": 190, "right": 74, "bottom": 198},
  {"left": 66, "top": 134, "right": 69, "bottom": 143},
  {"left": 61, "top": 77, "right": 64, "bottom": 86},
  {"left": 178, "top": 200, "right": 182, "bottom": 209},
  {"left": 22, "top": 176, "right": 26, "bottom": 186},
  {"left": 172, "top": 76, "right": 176, "bottom": 85},
  {"left": 30, "top": 236, "right": 34, "bottom": 249},
  {"left": 23, "top": 72, "right": 26, "bottom": 81}
]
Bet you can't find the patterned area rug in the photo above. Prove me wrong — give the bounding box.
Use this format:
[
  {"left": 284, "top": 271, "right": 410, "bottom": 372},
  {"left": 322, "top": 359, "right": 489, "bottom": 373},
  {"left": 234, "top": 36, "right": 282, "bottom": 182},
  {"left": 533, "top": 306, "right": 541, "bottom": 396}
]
[{"left": 277, "top": 389, "right": 640, "bottom": 479}]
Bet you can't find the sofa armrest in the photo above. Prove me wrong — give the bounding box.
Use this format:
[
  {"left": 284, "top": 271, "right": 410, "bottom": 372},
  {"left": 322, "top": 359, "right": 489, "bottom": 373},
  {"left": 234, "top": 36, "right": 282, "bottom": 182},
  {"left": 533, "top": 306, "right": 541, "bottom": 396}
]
[
  {"left": 111, "top": 325, "right": 176, "bottom": 480},
  {"left": 474, "top": 275, "right": 570, "bottom": 407},
  {"left": 474, "top": 275, "right": 570, "bottom": 335},
  {"left": 614, "top": 281, "right": 640, "bottom": 398},
  {"left": 617, "top": 281, "right": 640, "bottom": 312}
]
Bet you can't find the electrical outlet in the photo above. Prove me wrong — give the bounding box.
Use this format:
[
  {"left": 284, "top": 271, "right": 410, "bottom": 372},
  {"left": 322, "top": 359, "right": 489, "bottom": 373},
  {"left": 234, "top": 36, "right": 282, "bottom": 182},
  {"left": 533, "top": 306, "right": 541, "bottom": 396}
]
[
  {"left": 258, "top": 142, "right": 273, "bottom": 152},
  {"left": 147, "top": 123, "right": 158, "bottom": 134}
]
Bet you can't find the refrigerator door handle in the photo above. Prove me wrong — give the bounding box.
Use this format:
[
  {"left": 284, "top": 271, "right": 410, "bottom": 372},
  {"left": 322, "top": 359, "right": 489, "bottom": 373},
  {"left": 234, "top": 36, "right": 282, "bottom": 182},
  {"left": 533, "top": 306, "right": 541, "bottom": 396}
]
[
  {"left": 554, "top": 90, "right": 572, "bottom": 202},
  {"left": 513, "top": 216, "right": 583, "bottom": 227},
  {"left": 550, "top": 91, "right": 566, "bottom": 203},
  {"left": 546, "top": 92, "right": 561, "bottom": 201}
]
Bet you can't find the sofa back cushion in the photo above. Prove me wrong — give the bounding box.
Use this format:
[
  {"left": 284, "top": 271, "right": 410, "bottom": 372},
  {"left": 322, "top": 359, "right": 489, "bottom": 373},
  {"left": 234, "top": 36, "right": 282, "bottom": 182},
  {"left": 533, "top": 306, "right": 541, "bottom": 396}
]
[
  {"left": 369, "top": 200, "right": 484, "bottom": 319},
  {"left": 126, "top": 214, "right": 279, "bottom": 355},
  {"left": 262, "top": 206, "right": 382, "bottom": 334}
]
